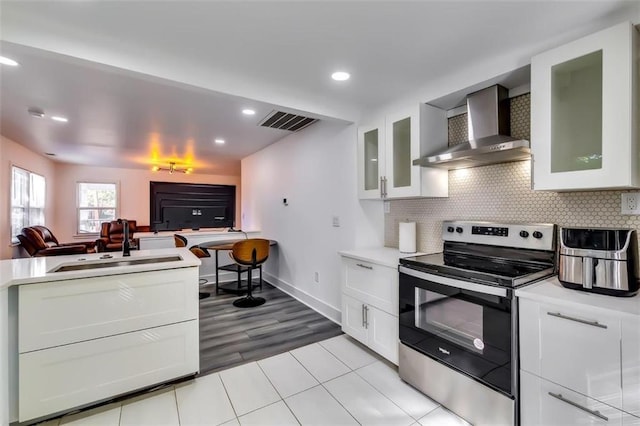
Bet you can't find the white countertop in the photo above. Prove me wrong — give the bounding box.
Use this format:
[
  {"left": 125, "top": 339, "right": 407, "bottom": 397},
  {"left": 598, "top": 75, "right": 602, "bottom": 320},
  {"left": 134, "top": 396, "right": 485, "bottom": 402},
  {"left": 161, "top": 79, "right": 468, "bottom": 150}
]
[
  {"left": 516, "top": 276, "right": 640, "bottom": 318},
  {"left": 137, "top": 229, "right": 260, "bottom": 239},
  {"left": 0, "top": 248, "right": 200, "bottom": 290},
  {"left": 338, "top": 247, "right": 426, "bottom": 269}
]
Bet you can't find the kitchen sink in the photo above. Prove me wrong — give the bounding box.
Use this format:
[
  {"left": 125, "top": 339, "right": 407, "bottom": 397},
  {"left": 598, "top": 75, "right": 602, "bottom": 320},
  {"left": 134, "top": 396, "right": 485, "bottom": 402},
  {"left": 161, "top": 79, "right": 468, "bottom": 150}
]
[{"left": 52, "top": 255, "right": 183, "bottom": 272}]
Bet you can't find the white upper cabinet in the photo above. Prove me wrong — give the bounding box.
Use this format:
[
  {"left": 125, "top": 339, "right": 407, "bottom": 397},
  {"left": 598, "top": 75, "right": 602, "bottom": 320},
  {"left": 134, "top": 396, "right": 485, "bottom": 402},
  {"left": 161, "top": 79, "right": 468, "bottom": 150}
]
[
  {"left": 531, "top": 21, "right": 639, "bottom": 191},
  {"left": 357, "top": 122, "right": 385, "bottom": 199},
  {"left": 357, "top": 103, "right": 448, "bottom": 199}
]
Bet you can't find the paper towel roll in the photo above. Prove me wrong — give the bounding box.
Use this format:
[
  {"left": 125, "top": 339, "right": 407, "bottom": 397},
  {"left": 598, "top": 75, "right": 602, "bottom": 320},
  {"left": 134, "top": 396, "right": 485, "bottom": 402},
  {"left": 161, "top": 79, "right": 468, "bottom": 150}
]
[{"left": 399, "top": 222, "right": 416, "bottom": 254}]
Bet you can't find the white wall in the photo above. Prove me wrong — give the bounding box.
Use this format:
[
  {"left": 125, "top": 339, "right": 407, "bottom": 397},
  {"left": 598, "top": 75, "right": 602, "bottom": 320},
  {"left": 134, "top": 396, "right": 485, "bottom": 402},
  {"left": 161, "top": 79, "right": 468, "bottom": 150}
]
[
  {"left": 0, "top": 136, "right": 57, "bottom": 260},
  {"left": 241, "top": 121, "right": 382, "bottom": 322},
  {"left": 53, "top": 164, "right": 240, "bottom": 244}
]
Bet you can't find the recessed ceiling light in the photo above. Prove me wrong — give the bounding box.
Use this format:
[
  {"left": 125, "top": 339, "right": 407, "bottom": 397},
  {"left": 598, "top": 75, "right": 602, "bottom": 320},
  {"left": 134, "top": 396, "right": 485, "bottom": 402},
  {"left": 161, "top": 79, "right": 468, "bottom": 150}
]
[
  {"left": 331, "top": 71, "right": 350, "bottom": 81},
  {"left": 0, "top": 56, "right": 19, "bottom": 66},
  {"left": 51, "top": 116, "right": 68, "bottom": 123},
  {"left": 214, "top": 139, "right": 225, "bottom": 144},
  {"left": 242, "top": 109, "right": 256, "bottom": 115},
  {"left": 28, "top": 107, "right": 45, "bottom": 118}
]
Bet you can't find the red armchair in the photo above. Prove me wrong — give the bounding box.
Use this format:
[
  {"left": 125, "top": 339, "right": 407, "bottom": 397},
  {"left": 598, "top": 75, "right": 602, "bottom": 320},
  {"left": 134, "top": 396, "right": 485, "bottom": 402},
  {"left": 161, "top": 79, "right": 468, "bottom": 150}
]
[
  {"left": 95, "top": 220, "right": 138, "bottom": 252},
  {"left": 17, "top": 226, "right": 96, "bottom": 257}
]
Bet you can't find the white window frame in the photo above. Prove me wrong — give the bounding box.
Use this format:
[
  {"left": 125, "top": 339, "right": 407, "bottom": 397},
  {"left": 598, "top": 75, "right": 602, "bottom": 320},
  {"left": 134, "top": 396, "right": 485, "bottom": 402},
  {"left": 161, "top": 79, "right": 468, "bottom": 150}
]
[
  {"left": 76, "top": 181, "right": 119, "bottom": 235},
  {"left": 10, "top": 165, "right": 46, "bottom": 239}
]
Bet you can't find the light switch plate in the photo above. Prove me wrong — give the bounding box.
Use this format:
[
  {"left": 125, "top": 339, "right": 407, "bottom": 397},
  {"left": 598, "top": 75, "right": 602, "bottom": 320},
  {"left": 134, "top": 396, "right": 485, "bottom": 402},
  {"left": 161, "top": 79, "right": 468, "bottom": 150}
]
[{"left": 332, "top": 216, "right": 340, "bottom": 227}]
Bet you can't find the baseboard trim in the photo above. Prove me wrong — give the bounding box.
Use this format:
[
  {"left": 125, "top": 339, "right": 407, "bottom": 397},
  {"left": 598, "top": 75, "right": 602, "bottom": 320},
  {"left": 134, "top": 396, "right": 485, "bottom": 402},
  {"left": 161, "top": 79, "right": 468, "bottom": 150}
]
[
  {"left": 200, "top": 270, "right": 341, "bottom": 325},
  {"left": 262, "top": 272, "right": 341, "bottom": 325}
]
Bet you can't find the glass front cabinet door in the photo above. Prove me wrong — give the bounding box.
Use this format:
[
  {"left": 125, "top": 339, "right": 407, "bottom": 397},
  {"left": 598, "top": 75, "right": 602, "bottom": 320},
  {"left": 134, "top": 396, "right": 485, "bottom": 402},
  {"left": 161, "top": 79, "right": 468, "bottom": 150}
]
[
  {"left": 384, "top": 105, "right": 448, "bottom": 199},
  {"left": 385, "top": 110, "right": 418, "bottom": 198},
  {"left": 531, "top": 22, "right": 639, "bottom": 191},
  {"left": 357, "top": 122, "right": 385, "bottom": 199},
  {"left": 357, "top": 104, "right": 448, "bottom": 200}
]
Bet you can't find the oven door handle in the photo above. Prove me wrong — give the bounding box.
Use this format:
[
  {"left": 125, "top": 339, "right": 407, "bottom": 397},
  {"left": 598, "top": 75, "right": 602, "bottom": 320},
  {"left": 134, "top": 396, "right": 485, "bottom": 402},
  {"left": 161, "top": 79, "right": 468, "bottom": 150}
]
[{"left": 399, "top": 266, "right": 508, "bottom": 297}]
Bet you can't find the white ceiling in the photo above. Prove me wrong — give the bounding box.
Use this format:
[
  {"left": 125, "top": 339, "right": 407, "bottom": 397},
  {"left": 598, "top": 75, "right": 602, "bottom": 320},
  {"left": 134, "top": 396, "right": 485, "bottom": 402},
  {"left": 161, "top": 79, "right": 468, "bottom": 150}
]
[
  {"left": 0, "top": 42, "right": 333, "bottom": 175},
  {"left": 0, "top": 1, "right": 638, "bottom": 174}
]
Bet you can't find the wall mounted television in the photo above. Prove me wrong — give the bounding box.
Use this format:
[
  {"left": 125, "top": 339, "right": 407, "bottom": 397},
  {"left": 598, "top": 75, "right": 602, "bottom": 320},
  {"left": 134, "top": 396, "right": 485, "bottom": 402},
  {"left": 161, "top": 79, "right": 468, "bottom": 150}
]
[{"left": 150, "top": 181, "right": 236, "bottom": 231}]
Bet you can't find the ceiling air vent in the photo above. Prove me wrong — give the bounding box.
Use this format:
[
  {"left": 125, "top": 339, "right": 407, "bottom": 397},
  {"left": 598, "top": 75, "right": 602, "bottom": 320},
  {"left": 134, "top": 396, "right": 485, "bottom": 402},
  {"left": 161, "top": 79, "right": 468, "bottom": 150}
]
[{"left": 258, "top": 110, "right": 319, "bottom": 132}]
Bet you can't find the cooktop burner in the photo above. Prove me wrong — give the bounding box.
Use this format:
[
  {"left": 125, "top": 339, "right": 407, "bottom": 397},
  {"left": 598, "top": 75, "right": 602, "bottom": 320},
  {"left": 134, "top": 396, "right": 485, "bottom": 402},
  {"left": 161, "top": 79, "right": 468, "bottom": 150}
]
[
  {"left": 399, "top": 220, "right": 557, "bottom": 288},
  {"left": 400, "top": 252, "right": 554, "bottom": 287}
]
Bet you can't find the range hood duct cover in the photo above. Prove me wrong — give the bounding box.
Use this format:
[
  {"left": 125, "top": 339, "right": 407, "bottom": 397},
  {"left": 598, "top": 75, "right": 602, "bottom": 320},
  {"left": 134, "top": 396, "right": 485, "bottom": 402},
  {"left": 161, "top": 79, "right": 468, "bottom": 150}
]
[{"left": 414, "top": 85, "right": 530, "bottom": 169}]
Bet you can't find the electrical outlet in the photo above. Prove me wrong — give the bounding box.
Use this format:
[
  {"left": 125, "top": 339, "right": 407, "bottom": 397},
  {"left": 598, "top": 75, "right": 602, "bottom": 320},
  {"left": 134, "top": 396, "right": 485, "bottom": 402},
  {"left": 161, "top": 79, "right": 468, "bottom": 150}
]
[
  {"left": 314, "top": 272, "right": 319, "bottom": 283},
  {"left": 384, "top": 201, "right": 390, "bottom": 214},
  {"left": 332, "top": 216, "right": 340, "bottom": 227},
  {"left": 621, "top": 193, "right": 640, "bottom": 214}
]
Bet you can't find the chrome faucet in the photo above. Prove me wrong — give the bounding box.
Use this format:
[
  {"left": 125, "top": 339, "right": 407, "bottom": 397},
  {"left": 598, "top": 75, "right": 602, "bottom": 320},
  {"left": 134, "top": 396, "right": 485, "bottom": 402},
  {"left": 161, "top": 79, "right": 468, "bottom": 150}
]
[{"left": 117, "top": 218, "right": 131, "bottom": 257}]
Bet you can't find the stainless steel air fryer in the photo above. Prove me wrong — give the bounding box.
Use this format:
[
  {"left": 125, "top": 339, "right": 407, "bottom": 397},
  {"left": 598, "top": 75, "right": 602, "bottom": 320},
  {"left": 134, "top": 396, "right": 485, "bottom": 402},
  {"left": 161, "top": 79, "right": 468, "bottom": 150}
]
[{"left": 559, "top": 227, "right": 639, "bottom": 297}]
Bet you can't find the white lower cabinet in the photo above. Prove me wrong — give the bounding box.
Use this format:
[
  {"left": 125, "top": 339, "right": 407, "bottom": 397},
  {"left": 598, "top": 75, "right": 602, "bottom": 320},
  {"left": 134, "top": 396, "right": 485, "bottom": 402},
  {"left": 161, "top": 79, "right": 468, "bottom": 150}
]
[
  {"left": 340, "top": 251, "right": 400, "bottom": 365},
  {"left": 518, "top": 287, "right": 640, "bottom": 426},
  {"left": 341, "top": 293, "right": 368, "bottom": 344},
  {"left": 622, "top": 319, "right": 640, "bottom": 418},
  {"left": 366, "top": 305, "right": 397, "bottom": 361},
  {"left": 19, "top": 320, "right": 198, "bottom": 422},
  {"left": 341, "top": 294, "right": 397, "bottom": 364},
  {"left": 521, "top": 371, "right": 623, "bottom": 426},
  {"left": 520, "top": 298, "right": 622, "bottom": 409},
  {"left": 16, "top": 266, "right": 201, "bottom": 423},
  {"left": 18, "top": 268, "right": 198, "bottom": 352}
]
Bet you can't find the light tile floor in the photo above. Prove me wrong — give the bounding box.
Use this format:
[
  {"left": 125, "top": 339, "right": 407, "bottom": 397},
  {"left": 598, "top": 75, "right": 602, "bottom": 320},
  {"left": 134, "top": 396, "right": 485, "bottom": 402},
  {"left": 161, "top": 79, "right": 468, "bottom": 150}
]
[{"left": 41, "top": 335, "right": 471, "bottom": 426}]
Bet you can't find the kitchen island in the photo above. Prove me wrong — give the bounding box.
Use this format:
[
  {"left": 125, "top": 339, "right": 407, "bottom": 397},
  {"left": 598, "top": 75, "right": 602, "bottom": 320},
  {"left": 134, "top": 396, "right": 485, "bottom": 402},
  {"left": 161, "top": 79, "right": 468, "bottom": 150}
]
[{"left": 0, "top": 248, "right": 201, "bottom": 425}]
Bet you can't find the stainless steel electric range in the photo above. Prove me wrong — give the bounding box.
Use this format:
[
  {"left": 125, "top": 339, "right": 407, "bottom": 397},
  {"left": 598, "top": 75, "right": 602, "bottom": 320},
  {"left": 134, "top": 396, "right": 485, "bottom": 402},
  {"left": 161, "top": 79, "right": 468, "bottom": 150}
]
[{"left": 398, "top": 221, "right": 556, "bottom": 426}]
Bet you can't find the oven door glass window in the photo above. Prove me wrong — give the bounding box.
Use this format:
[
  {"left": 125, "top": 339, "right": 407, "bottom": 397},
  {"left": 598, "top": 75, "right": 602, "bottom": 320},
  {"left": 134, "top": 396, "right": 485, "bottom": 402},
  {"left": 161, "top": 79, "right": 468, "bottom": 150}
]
[{"left": 415, "top": 288, "right": 484, "bottom": 353}]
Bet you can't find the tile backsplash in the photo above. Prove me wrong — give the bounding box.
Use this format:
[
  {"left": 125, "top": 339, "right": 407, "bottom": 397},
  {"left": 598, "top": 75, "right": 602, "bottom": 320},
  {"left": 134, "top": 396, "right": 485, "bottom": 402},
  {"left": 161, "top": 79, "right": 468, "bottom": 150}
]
[{"left": 385, "top": 93, "right": 640, "bottom": 253}]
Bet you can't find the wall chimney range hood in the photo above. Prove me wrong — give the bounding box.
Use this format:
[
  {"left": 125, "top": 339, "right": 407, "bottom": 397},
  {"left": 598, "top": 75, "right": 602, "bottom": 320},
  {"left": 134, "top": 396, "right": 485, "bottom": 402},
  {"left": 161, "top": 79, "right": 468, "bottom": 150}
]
[{"left": 414, "top": 85, "right": 530, "bottom": 169}]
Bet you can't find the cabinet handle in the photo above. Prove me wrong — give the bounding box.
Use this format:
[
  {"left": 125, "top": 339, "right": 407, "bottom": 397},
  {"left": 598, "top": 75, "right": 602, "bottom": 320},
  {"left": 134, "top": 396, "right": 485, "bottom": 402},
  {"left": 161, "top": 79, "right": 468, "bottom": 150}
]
[
  {"left": 383, "top": 177, "right": 388, "bottom": 198},
  {"left": 356, "top": 263, "right": 373, "bottom": 270},
  {"left": 546, "top": 312, "right": 607, "bottom": 329},
  {"left": 362, "top": 304, "right": 366, "bottom": 327},
  {"left": 547, "top": 392, "right": 609, "bottom": 421},
  {"left": 364, "top": 305, "right": 369, "bottom": 329},
  {"left": 380, "top": 177, "right": 384, "bottom": 198}
]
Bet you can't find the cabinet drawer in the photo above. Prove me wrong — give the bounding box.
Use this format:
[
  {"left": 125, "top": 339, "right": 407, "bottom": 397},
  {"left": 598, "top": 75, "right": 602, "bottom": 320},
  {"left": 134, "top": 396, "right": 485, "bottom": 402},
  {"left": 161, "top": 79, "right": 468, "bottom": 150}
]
[
  {"left": 521, "top": 371, "right": 623, "bottom": 426},
  {"left": 19, "top": 320, "right": 198, "bottom": 422},
  {"left": 520, "top": 299, "right": 622, "bottom": 409},
  {"left": 342, "top": 258, "right": 397, "bottom": 315},
  {"left": 19, "top": 268, "right": 199, "bottom": 352}
]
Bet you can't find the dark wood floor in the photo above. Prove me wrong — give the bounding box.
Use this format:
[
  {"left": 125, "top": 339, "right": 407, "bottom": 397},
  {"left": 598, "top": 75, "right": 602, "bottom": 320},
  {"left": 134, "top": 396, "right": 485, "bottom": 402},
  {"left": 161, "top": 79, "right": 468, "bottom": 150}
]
[{"left": 198, "top": 279, "right": 343, "bottom": 376}]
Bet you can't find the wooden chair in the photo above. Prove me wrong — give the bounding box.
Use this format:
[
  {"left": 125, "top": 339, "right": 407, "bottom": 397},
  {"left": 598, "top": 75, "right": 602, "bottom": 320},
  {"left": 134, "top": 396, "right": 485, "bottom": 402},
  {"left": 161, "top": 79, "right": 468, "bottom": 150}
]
[
  {"left": 229, "top": 239, "right": 270, "bottom": 308},
  {"left": 175, "top": 234, "right": 210, "bottom": 300}
]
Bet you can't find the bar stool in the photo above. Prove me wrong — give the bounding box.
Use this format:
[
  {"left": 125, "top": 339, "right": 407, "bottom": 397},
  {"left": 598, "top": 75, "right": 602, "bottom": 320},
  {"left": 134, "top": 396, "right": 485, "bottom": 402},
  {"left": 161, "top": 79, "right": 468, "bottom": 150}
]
[
  {"left": 174, "top": 234, "right": 210, "bottom": 300},
  {"left": 229, "top": 238, "right": 270, "bottom": 308}
]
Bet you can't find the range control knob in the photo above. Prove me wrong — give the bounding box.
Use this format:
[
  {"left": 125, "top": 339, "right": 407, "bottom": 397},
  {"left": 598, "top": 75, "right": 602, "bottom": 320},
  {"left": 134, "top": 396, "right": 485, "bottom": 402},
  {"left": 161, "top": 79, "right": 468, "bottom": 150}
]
[
  {"left": 519, "top": 230, "right": 530, "bottom": 238},
  {"left": 447, "top": 226, "right": 455, "bottom": 233},
  {"left": 532, "top": 231, "right": 543, "bottom": 239},
  {"left": 455, "top": 227, "right": 463, "bottom": 234}
]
